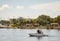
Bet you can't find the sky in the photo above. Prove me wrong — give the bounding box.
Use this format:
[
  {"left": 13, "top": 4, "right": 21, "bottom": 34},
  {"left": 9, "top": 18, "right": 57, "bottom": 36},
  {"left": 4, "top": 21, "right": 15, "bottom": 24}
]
[{"left": 0, "top": 0, "right": 60, "bottom": 20}]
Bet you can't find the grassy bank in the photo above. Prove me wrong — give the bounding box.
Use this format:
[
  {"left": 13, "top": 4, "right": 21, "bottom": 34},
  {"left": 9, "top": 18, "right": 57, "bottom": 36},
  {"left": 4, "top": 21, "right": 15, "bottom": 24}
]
[{"left": 0, "top": 25, "right": 60, "bottom": 30}]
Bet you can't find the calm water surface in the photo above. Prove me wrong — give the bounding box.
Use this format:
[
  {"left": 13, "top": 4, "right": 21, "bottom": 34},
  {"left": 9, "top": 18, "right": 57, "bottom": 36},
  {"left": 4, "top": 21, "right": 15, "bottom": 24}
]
[{"left": 0, "top": 29, "right": 60, "bottom": 41}]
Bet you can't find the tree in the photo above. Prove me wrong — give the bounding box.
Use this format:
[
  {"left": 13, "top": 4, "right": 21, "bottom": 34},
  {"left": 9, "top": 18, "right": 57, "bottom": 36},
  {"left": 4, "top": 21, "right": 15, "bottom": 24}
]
[
  {"left": 56, "top": 15, "right": 60, "bottom": 24},
  {"left": 50, "top": 18, "right": 58, "bottom": 23},
  {"left": 0, "top": 20, "right": 10, "bottom": 25},
  {"left": 37, "top": 15, "right": 51, "bottom": 25},
  {"left": 17, "top": 18, "right": 27, "bottom": 26},
  {"left": 10, "top": 18, "right": 18, "bottom": 27}
]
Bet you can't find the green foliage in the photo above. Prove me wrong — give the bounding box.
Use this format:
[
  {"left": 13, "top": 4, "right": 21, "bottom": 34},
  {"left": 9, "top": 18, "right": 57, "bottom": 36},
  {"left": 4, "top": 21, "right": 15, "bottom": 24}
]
[
  {"left": 10, "top": 18, "right": 18, "bottom": 24},
  {"left": 37, "top": 15, "right": 51, "bottom": 25},
  {"left": 0, "top": 15, "right": 60, "bottom": 29},
  {"left": 0, "top": 20, "right": 10, "bottom": 25},
  {"left": 11, "top": 24, "right": 18, "bottom": 27},
  {"left": 50, "top": 18, "right": 57, "bottom": 23},
  {"left": 56, "top": 15, "right": 60, "bottom": 24}
]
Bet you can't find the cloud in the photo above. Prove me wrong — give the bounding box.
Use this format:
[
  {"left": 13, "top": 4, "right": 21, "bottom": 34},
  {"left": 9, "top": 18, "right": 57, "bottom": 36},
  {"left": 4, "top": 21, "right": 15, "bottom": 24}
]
[
  {"left": 29, "top": 1, "right": 60, "bottom": 18},
  {"left": 29, "top": 1, "right": 60, "bottom": 11},
  {"left": 0, "top": 4, "right": 24, "bottom": 10},
  {"left": 0, "top": 4, "right": 12, "bottom": 10},
  {"left": 16, "top": 5, "right": 24, "bottom": 10}
]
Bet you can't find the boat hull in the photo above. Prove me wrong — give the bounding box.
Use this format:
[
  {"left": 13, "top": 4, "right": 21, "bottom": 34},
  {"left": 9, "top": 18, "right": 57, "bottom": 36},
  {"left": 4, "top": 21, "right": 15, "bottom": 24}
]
[{"left": 29, "top": 33, "right": 48, "bottom": 37}]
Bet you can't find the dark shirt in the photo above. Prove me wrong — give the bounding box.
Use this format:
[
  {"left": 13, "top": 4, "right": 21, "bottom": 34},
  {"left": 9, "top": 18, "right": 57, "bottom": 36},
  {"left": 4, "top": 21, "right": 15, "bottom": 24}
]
[{"left": 37, "top": 30, "right": 41, "bottom": 33}]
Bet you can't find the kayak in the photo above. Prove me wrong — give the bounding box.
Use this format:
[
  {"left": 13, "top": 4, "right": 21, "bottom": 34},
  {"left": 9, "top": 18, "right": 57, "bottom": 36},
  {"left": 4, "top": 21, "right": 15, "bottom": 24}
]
[{"left": 29, "top": 33, "right": 48, "bottom": 37}]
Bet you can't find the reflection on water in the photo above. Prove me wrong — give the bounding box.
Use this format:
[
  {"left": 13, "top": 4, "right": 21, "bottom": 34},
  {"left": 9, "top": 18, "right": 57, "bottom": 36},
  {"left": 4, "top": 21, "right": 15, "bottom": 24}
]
[
  {"left": 36, "top": 37, "right": 42, "bottom": 41},
  {"left": 0, "top": 29, "right": 60, "bottom": 41}
]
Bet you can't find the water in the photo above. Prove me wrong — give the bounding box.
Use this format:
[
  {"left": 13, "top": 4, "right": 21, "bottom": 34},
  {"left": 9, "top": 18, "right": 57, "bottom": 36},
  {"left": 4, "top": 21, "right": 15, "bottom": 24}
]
[{"left": 0, "top": 29, "right": 60, "bottom": 41}]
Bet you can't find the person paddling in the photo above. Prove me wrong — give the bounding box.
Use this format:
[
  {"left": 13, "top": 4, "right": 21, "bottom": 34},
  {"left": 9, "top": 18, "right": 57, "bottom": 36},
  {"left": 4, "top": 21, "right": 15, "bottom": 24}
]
[{"left": 37, "top": 29, "right": 43, "bottom": 34}]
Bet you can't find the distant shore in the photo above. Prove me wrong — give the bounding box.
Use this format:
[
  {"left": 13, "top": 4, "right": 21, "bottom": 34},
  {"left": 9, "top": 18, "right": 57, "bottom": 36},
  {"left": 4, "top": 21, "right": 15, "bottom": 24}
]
[
  {"left": 0, "top": 26, "right": 60, "bottom": 30},
  {"left": 0, "top": 15, "right": 60, "bottom": 30}
]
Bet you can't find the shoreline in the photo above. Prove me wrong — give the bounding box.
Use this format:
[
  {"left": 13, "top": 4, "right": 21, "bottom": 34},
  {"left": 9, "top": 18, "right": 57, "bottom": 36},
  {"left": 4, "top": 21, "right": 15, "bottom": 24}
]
[{"left": 0, "top": 26, "right": 60, "bottom": 30}]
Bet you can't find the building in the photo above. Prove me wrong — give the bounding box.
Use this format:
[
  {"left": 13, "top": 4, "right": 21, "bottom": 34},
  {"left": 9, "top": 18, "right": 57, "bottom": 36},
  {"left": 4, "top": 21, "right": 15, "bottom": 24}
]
[
  {"left": 50, "top": 23, "right": 59, "bottom": 29},
  {"left": 50, "top": 23, "right": 59, "bottom": 26}
]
